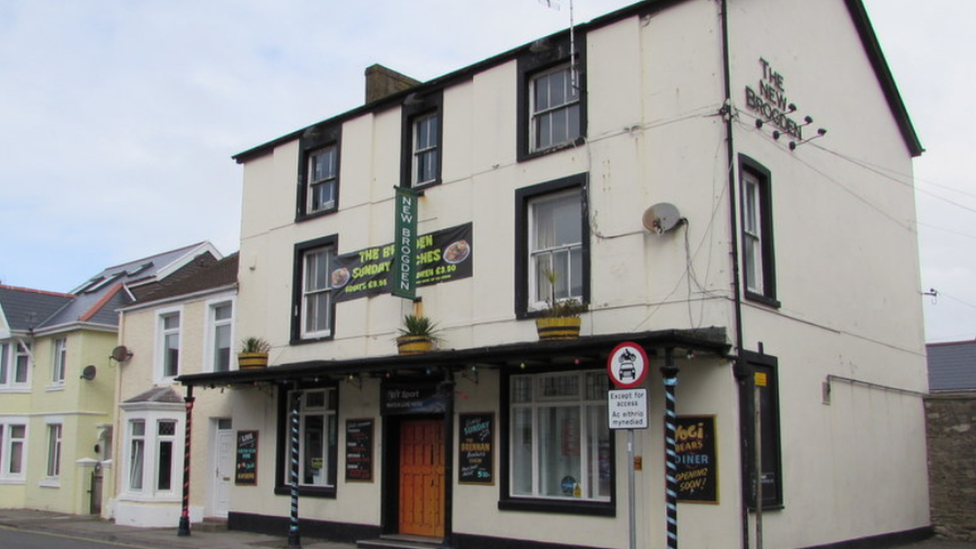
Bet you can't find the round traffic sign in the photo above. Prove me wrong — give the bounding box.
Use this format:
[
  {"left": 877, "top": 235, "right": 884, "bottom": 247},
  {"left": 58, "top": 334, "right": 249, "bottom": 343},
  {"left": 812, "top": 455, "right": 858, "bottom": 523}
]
[{"left": 607, "top": 342, "right": 649, "bottom": 388}]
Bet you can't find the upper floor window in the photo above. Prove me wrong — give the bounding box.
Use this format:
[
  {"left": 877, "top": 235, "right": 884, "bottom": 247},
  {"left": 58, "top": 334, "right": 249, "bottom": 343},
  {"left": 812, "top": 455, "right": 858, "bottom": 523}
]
[
  {"left": 208, "top": 301, "right": 234, "bottom": 373},
  {"left": 308, "top": 145, "right": 338, "bottom": 213},
  {"left": 400, "top": 90, "right": 443, "bottom": 189},
  {"left": 517, "top": 34, "right": 586, "bottom": 161},
  {"left": 0, "top": 342, "right": 31, "bottom": 389},
  {"left": 0, "top": 420, "right": 27, "bottom": 481},
  {"left": 52, "top": 338, "right": 67, "bottom": 385},
  {"left": 292, "top": 236, "right": 338, "bottom": 342},
  {"left": 156, "top": 310, "right": 181, "bottom": 381},
  {"left": 297, "top": 123, "right": 341, "bottom": 220},
  {"left": 413, "top": 114, "right": 440, "bottom": 186},
  {"left": 530, "top": 64, "right": 580, "bottom": 152},
  {"left": 515, "top": 175, "right": 590, "bottom": 318},
  {"left": 739, "top": 156, "right": 779, "bottom": 307}
]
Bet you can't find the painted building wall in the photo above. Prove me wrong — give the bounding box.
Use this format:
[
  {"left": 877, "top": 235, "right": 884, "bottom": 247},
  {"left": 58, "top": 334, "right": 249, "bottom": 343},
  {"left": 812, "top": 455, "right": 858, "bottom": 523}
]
[
  {"left": 2, "top": 329, "right": 118, "bottom": 515},
  {"left": 226, "top": 0, "right": 926, "bottom": 547},
  {"left": 110, "top": 290, "right": 235, "bottom": 526}
]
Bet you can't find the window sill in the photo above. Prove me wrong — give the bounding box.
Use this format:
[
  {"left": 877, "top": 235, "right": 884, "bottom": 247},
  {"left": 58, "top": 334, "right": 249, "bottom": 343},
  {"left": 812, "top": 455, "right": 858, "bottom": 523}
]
[
  {"left": 0, "top": 387, "right": 31, "bottom": 394},
  {"left": 274, "top": 485, "right": 336, "bottom": 499},
  {"left": 46, "top": 385, "right": 65, "bottom": 392},
  {"left": 0, "top": 478, "right": 26, "bottom": 485},
  {"left": 118, "top": 493, "right": 181, "bottom": 503},
  {"left": 518, "top": 136, "right": 586, "bottom": 163},
  {"left": 39, "top": 479, "right": 61, "bottom": 488},
  {"left": 744, "top": 291, "right": 781, "bottom": 309},
  {"left": 296, "top": 208, "right": 338, "bottom": 223},
  {"left": 498, "top": 496, "right": 614, "bottom": 517}
]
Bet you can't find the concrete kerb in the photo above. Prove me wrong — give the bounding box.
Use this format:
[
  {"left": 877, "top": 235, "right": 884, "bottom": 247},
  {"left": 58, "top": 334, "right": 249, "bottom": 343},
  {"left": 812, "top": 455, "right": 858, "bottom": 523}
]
[{"left": 0, "top": 509, "right": 356, "bottom": 549}]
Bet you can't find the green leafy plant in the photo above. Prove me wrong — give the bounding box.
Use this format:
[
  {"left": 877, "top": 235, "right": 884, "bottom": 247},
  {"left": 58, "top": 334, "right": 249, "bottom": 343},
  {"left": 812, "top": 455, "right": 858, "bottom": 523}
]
[
  {"left": 540, "top": 268, "right": 587, "bottom": 318},
  {"left": 398, "top": 315, "right": 441, "bottom": 340},
  {"left": 240, "top": 337, "right": 271, "bottom": 354}
]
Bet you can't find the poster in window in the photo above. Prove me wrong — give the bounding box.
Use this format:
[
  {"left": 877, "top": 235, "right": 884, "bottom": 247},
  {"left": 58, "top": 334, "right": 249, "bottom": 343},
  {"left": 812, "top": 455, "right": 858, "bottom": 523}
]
[
  {"left": 345, "top": 418, "right": 373, "bottom": 482},
  {"left": 458, "top": 413, "right": 493, "bottom": 485},
  {"left": 235, "top": 430, "right": 258, "bottom": 486},
  {"left": 674, "top": 415, "right": 718, "bottom": 504}
]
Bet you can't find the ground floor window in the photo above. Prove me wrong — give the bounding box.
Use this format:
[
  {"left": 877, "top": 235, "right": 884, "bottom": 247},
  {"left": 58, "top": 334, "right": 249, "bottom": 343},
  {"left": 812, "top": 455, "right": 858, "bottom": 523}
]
[
  {"left": 504, "top": 369, "right": 613, "bottom": 513},
  {"left": 276, "top": 384, "right": 338, "bottom": 496},
  {"left": 120, "top": 410, "right": 183, "bottom": 498},
  {"left": 0, "top": 420, "right": 27, "bottom": 481}
]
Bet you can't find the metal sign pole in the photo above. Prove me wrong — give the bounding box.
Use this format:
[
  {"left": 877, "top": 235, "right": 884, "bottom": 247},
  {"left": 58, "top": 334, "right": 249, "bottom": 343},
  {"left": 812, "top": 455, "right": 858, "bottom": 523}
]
[{"left": 628, "top": 429, "right": 636, "bottom": 549}]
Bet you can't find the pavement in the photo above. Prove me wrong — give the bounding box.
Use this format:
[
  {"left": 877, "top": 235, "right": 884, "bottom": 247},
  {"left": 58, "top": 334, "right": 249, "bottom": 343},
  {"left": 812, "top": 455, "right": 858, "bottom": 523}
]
[
  {"left": 0, "top": 508, "right": 973, "bottom": 549},
  {"left": 0, "top": 508, "right": 356, "bottom": 549}
]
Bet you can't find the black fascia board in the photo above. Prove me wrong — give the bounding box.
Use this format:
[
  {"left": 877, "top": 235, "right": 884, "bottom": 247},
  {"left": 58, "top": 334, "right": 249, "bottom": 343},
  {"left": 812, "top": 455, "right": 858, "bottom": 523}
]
[{"left": 176, "top": 327, "right": 729, "bottom": 388}]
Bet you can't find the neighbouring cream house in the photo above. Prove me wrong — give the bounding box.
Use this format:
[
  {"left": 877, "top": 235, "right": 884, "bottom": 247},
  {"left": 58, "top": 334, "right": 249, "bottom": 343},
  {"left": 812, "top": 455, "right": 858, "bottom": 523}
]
[
  {"left": 107, "top": 252, "right": 238, "bottom": 527},
  {"left": 176, "top": 1, "right": 928, "bottom": 548},
  {"left": 0, "top": 242, "right": 221, "bottom": 516}
]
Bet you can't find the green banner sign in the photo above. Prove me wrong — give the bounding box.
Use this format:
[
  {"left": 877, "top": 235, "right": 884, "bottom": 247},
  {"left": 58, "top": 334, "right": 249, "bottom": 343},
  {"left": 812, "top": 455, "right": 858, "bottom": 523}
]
[
  {"left": 330, "top": 223, "right": 473, "bottom": 303},
  {"left": 392, "top": 187, "right": 419, "bottom": 300}
]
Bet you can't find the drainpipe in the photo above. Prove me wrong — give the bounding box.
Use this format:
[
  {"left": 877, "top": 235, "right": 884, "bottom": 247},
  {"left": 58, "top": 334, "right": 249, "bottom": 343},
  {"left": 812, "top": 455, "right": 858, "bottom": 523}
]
[{"left": 717, "top": 1, "right": 750, "bottom": 549}]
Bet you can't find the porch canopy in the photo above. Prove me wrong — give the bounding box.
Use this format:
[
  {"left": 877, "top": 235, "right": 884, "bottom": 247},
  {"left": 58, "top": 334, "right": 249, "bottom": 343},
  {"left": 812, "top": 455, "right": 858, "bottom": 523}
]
[{"left": 175, "top": 328, "right": 730, "bottom": 388}]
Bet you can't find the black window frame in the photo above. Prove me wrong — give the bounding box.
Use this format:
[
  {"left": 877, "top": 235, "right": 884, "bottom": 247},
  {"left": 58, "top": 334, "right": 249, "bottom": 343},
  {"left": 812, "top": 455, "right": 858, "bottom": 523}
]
[
  {"left": 738, "top": 350, "right": 784, "bottom": 511},
  {"left": 738, "top": 155, "right": 780, "bottom": 308},
  {"left": 517, "top": 33, "right": 587, "bottom": 162},
  {"left": 297, "top": 123, "right": 342, "bottom": 220},
  {"left": 291, "top": 235, "right": 339, "bottom": 344},
  {"left": 400, "top": 90, "right": 444, "bottom": 190},
  {"left": 274, "top": 381, "right": 340, "bottom": 498},
  {"left": 498, "top": 364, "right": 616, "bottom": 517},
  {"left": 514, "top": 174, "right": 591, "bottom": 319}
]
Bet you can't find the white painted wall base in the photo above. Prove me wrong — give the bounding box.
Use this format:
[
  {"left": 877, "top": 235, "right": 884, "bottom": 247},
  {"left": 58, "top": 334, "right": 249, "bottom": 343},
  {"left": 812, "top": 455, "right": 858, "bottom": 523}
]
[{"left": 114, "top": 501, "right": 203, "bottom": 528}]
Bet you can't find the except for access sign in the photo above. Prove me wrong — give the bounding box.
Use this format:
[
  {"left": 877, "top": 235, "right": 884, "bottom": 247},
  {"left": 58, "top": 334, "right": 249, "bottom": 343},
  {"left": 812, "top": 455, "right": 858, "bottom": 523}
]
[
  {"left": 607, "top": 342, "right": 649, "bottom": 388},
  {"left": 608, "top": 388, "right": 648, "bottom": 430}
]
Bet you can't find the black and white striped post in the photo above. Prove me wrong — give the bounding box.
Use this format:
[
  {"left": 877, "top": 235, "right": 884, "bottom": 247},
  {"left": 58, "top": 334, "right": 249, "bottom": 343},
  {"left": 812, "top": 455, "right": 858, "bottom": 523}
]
[
  {"left": 288, "top": 384, "right": 302, "bottom": 548},
  {"left": 177, "top": 386, "right": 195, "bottom": 537},
  {"left": 661, "top": 348, "right": 679, "bottom": 549}
]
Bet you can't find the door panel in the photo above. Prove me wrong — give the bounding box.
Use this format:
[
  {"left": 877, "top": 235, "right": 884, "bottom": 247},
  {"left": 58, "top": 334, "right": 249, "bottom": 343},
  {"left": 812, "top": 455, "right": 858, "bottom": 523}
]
[
  {"left": 398, "top": 419, "right": 444, "bottom": 537},
  {"left": 213, "top": 430, "right": 234, "bottom": 517}
]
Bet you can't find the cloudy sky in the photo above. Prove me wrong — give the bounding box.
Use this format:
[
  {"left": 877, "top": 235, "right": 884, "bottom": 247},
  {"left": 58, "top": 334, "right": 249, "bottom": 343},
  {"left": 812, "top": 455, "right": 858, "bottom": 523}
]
[{"left": 0, "top": 0, "right": 972, "bottom": 343}]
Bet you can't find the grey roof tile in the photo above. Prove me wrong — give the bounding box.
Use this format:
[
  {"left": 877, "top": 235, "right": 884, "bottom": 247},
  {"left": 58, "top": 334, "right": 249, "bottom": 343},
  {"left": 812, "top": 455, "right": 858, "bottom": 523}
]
[{"left": 927, "top": 340, "right": 976, "bottom": 391}]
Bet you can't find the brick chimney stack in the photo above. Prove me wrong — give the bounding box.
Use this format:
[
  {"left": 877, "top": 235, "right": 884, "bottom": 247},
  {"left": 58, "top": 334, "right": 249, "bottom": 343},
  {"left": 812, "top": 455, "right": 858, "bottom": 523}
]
[{"left": 365, "top": 64, "right": 420, "bottom": 104}]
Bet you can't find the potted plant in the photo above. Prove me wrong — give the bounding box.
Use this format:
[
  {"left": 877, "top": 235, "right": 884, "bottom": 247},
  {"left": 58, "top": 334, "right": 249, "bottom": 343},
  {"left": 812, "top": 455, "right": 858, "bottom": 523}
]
[
  {"left": 396, "top": 315, "right": 440, "bottom": 355},
  {"left": 238, "top": 337, "right": 271, "bottom": 369},
  {"left": 535, "top": 269, "right": 587, "bottom": 341}
]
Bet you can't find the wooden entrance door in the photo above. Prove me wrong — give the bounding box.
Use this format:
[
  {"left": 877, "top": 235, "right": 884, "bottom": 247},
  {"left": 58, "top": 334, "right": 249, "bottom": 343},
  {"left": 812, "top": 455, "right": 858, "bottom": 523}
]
[{"left": 398, "top": 419, "right": 445, "bottom": 537}]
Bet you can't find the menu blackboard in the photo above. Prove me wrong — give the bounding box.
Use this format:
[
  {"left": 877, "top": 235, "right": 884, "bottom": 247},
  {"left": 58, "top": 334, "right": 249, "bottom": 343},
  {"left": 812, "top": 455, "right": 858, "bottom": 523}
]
[
  {"left": 674, "top": 415, "right": 718, "bottom": 503},
  {"left": 345, "top": 419, "right": 374, "bottom": 482},
  {"left": 458, "top": 413, "right": 493, "bottom": 485},
  {"left": 235, "top": 430, "right": 258, "bottom": 486}
]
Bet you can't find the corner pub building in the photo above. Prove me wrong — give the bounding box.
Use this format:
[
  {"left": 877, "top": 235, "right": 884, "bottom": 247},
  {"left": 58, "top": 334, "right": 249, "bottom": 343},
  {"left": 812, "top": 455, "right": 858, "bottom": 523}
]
[{"left": 176, "top": 1, "right": 929, "bottom": 548}]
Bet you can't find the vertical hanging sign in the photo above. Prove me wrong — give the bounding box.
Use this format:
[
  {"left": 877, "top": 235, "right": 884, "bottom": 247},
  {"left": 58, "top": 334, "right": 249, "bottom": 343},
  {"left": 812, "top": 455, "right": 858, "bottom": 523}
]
[{"left": 392, "top": 187, "right": 418, "bottom": 300}]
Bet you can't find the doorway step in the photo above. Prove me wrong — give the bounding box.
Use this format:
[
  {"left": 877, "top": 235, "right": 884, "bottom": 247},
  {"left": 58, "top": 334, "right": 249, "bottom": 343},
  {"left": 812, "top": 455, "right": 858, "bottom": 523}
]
[
  {"left": 357, "top": 534, "right": 444, "bottom": 549},
  {"left": 196, "top": 517, "right": 228, "bottom": 532}
]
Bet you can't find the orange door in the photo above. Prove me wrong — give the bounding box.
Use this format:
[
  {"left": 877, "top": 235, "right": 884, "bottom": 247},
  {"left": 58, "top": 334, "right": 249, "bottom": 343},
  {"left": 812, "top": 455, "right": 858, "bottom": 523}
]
[{"left": 399, "top": 419, "right": 445, "bottom": 537}]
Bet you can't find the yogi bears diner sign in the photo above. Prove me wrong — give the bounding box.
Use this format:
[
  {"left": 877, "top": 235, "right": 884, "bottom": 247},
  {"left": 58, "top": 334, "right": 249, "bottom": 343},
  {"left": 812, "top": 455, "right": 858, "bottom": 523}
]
[{"left": 329, "top": 221, "right": 473, "bottom": 303}]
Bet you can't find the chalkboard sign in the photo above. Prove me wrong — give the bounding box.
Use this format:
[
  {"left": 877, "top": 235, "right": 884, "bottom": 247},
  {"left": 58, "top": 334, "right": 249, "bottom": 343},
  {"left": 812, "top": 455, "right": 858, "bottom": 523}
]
[
  {"left": 674, "top": 415, "right": 718, "bottom": 503},
  {"left": 345, "top": 419, "right": 374, "bottom": 482},
  {"left": 458, "top": 413, "right": 493, "bottom": 485},
  {"left": 235, "top": 430, "right": 258, "bottom": 486}
]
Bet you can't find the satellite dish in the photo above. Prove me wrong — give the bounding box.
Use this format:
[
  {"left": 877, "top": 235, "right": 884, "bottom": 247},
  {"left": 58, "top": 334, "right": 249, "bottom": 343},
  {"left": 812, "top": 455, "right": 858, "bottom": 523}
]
[
  {"left": 642, "top": 203, "right": 683, "bottom": 234},
  {"left": 81, "top": 365, "right": 97, "bottom": 381},
  {"left": 111, "top": 345, "right": 133, "bottom": 362}
]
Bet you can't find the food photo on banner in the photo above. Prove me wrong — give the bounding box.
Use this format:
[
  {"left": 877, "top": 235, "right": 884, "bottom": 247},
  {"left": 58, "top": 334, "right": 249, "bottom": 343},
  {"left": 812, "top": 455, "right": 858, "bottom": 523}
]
[{"left": 330, "top": 222, "right": 472, "bottom": 303}]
